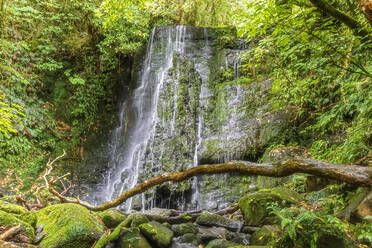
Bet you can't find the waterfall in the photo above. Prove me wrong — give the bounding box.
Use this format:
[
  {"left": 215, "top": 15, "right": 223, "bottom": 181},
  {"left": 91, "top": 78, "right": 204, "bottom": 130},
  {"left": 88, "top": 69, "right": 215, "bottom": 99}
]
[{"left": 87, "top": 26, "right": 247, "bottom": 211}]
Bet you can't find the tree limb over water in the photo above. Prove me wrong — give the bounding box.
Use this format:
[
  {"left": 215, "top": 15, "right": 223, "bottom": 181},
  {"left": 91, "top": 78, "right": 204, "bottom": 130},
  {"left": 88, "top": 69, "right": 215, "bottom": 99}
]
[{"left": 45, "top": 155, "right": 372, "bottom": 211}]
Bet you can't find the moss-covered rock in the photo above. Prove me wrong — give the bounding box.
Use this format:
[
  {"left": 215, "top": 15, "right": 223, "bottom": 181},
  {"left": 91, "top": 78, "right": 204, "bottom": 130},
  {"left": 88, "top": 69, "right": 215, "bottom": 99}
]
[
  {"left": 196, "top": 212, "right": 240, "bottom": 231},
  {"left": 178, "top": 232, "right": 200, "bottom": 245},
  {"left": 239, "top": 188, "right": 303, "bottom": 226},
  {"left": 172, "top": 223, "right": 198, "bottom": 236},
  {"left": 250, "top": 225, "right": 280, "bottom": 245},
  {"left": 139, "top": 221, "right": 174, "bottom": 248},
  {"left": 36, "top": 203, "right": 105, "bottom": 248},
  {"left": 96, "top": 209, "right": 127, "bottom": 228},
  {"left": 131, "top": 214, "right": 150, "bottom": 227},
  {"left": 0, "top": 210, "right": 34, "bottom": 241},
  {"left": 205, "top": 239, "right": 241, "bottom": 248},
  {"left": 118, "top": 227, "right": 152, "bottom": 248},
  {"left": 0, "top": 200, "right": 27, "bottom": 215}
]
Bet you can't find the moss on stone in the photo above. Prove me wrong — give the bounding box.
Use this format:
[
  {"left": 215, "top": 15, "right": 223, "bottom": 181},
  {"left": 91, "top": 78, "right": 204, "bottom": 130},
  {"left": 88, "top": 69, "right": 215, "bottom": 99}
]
[
  {"left": 0, "top": 210, "right": 34, "bottom": 241},
  {"left": 239, "top": 188, "right": 303, "bottom": 226},
  {"left": 96, "top": 209, "right": 127, "bottom": 228},
  {"left": 118, "top": 227, "right": 152, "bottom": 248},
  {"left": 205, "top": 239, "right": 241, "bottom": 248},
  {"left": 196, "top": 212, "right": 240, "bottom": 231},
  {"left": 250, "top": 225, "right": 280, "bottom": 245},
  {"left": 0, "top": 200, "right": 27, "bottom": 215},
  {"left": 172, "top": 223, "right": 198, "bottom": 236},
  {"left": 130, "top": 214, "right": 150, "bottom": 227},
  {"left": 139, "top": 221, "right": 174, "bottom": 248},
  {"left": 36, "top": 203, "right": 105, "bottom": 248}
]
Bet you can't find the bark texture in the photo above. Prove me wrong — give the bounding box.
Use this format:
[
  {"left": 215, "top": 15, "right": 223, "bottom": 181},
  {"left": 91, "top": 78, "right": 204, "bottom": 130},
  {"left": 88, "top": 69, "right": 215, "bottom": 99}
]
[{"left": 48, "top": 159, "right": 372, "bottom": 211}]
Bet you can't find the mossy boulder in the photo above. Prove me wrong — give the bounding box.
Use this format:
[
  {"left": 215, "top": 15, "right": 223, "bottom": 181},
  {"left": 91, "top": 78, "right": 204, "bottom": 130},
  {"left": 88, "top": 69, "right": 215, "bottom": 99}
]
[
  {"left": 118, "top": 227, "right": 152, "bottom": 248},
  {"left": 0, "top": 200, "right": 27, "bottom": 215},
  {"left": 97, "top": 209, "right": 127, "bottom": 228},
  {"left": 172, "top": 223, "right": 198, "bottom": 236},
  {"left": 139, "top": 221, "right": 174, "bottom": 248},
  {"left": 205, "top": 239, "right": 241, "bottom": 248},
  {"left": 239, "top": 188, "right": 303, "bottom": 226},
  {"left": 179, "top": 232, "right": 200, "bottom": 245},
  {"left": 196, "top": 212, "right": 240, "bottom": 231},
  {"left": 131, "top": 214, "right": 150, "bottom": 227},
  {"left": 0, "top": 210, "right": 34, "bottom": 241},
  {"left": 250, "top": 225, "right": 280, "bottom": 245},
  {"left": 36, "top": 203, "right": 105, "bottom": 248}
]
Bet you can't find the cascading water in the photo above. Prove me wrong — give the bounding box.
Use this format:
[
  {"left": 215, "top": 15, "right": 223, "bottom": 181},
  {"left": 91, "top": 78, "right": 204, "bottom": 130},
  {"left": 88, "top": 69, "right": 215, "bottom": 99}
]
[{"left": 87, "top": 26, "right": 249, "bottom": 211}]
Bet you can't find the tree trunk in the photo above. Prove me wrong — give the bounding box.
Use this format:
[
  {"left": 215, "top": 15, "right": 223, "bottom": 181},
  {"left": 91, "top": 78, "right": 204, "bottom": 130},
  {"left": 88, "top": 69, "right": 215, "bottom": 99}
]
[
  {"left": 358, "top": 0, "right": 372, "bottom": 25},
  {"left": 48, "top": 159, "right": 372, "bottom": 211}
]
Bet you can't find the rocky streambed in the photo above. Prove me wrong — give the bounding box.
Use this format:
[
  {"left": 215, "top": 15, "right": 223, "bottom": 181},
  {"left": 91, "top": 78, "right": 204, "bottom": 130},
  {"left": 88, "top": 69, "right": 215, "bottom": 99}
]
[{"left": 1, "top": 185, "right": 370, "bottom": 248}]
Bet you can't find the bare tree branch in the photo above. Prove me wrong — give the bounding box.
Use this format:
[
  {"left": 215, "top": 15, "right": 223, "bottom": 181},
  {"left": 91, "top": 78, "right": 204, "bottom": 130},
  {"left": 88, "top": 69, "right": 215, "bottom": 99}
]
[{"left": 46, "top": 158, "right": 372, "bottom": 211}]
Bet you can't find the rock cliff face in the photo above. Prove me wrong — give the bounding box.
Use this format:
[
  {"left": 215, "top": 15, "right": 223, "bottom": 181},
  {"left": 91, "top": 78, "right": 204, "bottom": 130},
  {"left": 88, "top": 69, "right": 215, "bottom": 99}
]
[{"left": 79, "top": 26, "right": 291, "bottom": 211}]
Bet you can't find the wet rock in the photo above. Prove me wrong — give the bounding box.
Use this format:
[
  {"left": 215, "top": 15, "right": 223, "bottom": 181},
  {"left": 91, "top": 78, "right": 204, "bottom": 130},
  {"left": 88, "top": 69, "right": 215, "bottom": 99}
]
[
  {"left": 0, "top": 210, "right": 34, "bottom": 241},
  {"left": 118, "top": 227, "right": 152, "bottom": 248},
  {"left": 196, "top": 212, "right": 241, "bottom": 231},
  {"left": 205, "top": 239, "right": 241, "bottom": 248},
  {"left": 250, "top": 225, "right": 280, "bottom": 245},
  {"left": 0, "top": 200, "right": 27, "bottom": 215},
  {"left": 139, "top": 221, "right": 174, "bottom": 248},
  {"left": 239, "top": 187, "right": 303, "bottom": 226},
  {"left": 178, "top": 233, "right": 199, "bottom": 245},
  {"left": 241, "top": 226, "right": 260, "bottom": 234},
  {"left": 36, "top": 203, "right": 104, "bottom": 248},
  {"left": 197, "top": 227, "right": 231, "bottom": 243},
  {"left": 97, "top": 209, "right": 128, "bottom": 228},
  {"left": 172, "top": 223, "right": 198, "bottom": 236},
  {"left": 354, "top": 190, "right": 372, "bottom": 222},
  {"left": 230, "top": 232, "right": 251, "bottom": 245},
  {"left": 131, "top": 214, "right": 150, "bottom": 227},
  {"left": 337, "top": 188, "right": 372, "bottom": 223}
]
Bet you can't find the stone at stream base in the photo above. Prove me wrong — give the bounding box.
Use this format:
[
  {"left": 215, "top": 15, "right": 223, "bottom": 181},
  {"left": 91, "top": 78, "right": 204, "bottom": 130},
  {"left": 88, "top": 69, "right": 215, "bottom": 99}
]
[
  {"left": 139, "top": 221, "right": 174, "bottom": 248},
  {"left": 0, "top": 200, "right": 27, "bottom": 215},
  {"left": 0, "top": 240, "right": 39, "bottom": 248},
  {"left": 96, "top": 209, "right": 128, "bottom": 228},
  {"left": 0, "top": 210, "right": 35, "bottom": 242},
  {"left": 36, "top": 203, "right": 105, "bottom": 248},
  {"left": 117, "top": 227, "right": 152, "bottom": 248},
  {"left": 172, "top": 223, "right": 199, "bottom": 236},
  {"left": 239, "top": 187, "right": 303, "bottom": 226},
  {"left": 338, "top": 188, "right": 372, "bottom": 223},
  {"left": 205, "top": 239, "right": 241, "bottom": 248},
  {"left": 250, "top": 225, "right": 280, "bottom": 245},
  {"left": 130, "top": 214, "right": 150, "bottom": 227},
  {"left": 196, "top": 212, "right": 241, "bottom": 232}
]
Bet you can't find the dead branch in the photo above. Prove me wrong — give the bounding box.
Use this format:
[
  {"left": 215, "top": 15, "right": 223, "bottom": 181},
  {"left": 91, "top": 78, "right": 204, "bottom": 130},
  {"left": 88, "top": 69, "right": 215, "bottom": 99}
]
[
  {"left": 47, "top": 158, "right": 372, "bottom": 211},
  {"left": 0, "top": 225, "right": 22, "bottom": 241}
]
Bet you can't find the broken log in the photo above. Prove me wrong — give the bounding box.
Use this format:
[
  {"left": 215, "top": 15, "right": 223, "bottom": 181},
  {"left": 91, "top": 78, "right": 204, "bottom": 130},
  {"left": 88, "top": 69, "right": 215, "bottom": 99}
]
[{"left": 47, "top": 158, "right": 372, "bottom": 211}]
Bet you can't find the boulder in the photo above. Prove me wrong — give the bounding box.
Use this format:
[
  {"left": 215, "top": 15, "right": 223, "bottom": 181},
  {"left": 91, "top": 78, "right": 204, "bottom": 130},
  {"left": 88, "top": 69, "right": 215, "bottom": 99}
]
[
  {"left": 0, "top": 200, "right": 27, "bottom": 215},
  {"left": 205, "top": 239, "right": 241, "bottom": 248},
  {"left": 178, "top": 233, "right": 199, "bottom": 246},
  {"left": 131, "top": 214, "right": 150, "bottom": 227},
  {"left": 118, "top": 227, "right": 152, "bottom": 248},
  {"left": 239, "top": 187, "right": 303, "bottom": 226},
  {"left": 337, "top": 188, "right": 372, "bottom": 223},
  {"left": 139, "top": 221, "right": 174, "bottom": 248},
  {"left": 196, "top": 212, "right": 241, "bottom": 231},
  {"left": 96, "top": 209, "right": 127, "bottom": 228},
  {"left": 250, "top": 225, "right": 280, "bottom": 245},
  {"left": 36, "top": 203, "right": 105, "bottom": 248},
  {"left": 0, "top": 210, "right": 34, "bottom": 241},
  {"left": 172, "top": 223, "right": 198, "bottom": 236},
  {"left": 197, "top": 227, "right": 232, "bottom": 243}
]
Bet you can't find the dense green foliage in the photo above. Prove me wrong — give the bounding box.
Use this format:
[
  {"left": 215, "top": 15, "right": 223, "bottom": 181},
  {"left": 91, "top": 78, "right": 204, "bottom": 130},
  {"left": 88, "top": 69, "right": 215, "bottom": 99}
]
[{"left": 234, "top": 0, "right": 371, "bottom": 163}]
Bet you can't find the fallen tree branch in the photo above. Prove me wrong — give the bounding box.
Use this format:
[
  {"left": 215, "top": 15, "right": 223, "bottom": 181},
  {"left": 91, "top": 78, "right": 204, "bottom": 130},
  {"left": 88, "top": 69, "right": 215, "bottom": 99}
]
[
  {"left": 0, "top": 225, "right": 22, "bottom": 241},
  {"left": 47, "top": 158, "right": 372, "bottom": 211}
]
